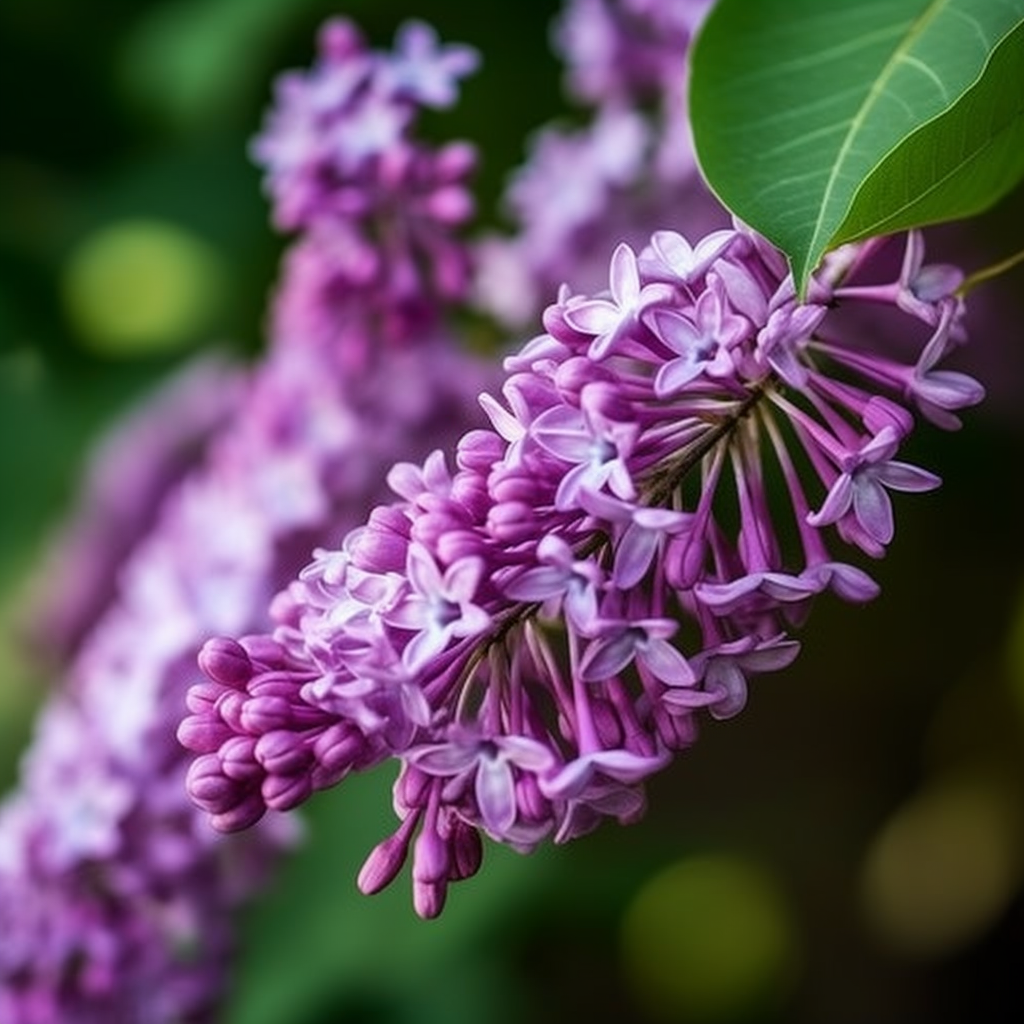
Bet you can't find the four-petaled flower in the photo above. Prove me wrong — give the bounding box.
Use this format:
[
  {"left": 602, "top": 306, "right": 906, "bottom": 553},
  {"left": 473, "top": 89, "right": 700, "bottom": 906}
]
[
  {"left": 580, "top": 618, "right": 694, "bottom": 686},
  {"left": 645, "top": 275, "right": 745, "bottom": 395},
  {"left": 562, "top": 242, "right": 674, "bottom": 360},
  {"left": 808, "top": 426, "right": 941, "bottom": 546},
  {"left": 385, "top": 545, "right": 491, "bottom": 671},
  {"left": 531, "top": 383, "right": 639, "bottom": 509},
  {"left": 407, "top": 731, "right": 556, "bottom": 836}
]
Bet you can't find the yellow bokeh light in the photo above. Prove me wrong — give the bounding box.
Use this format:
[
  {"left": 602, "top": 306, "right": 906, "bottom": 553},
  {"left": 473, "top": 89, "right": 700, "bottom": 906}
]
[
  {"left": 621, "top": 853, "right": 800, "bottom": 1023},
  {"left": 860, "top": 777, "right": 1022, "bottom": 959},
  {"left": 62, "top": 218, "right": 227, "bottom": 356}
]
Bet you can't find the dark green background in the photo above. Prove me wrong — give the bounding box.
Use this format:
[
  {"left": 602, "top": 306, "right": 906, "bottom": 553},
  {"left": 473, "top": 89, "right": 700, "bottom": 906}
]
[{"left": 2, "top": 2, "right": 1024, "bottom": 1022}]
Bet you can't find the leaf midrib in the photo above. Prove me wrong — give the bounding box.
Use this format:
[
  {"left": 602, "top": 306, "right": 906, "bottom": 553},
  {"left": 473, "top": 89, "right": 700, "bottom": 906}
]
[{"left": 806, "top": 0, "right": 946, "bottom": 274}]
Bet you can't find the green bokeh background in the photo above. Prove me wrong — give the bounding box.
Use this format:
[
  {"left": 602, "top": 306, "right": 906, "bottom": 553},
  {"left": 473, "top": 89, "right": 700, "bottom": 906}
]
[{"left": 3, "top": 2, "right": 1024, "bottom": 1022}]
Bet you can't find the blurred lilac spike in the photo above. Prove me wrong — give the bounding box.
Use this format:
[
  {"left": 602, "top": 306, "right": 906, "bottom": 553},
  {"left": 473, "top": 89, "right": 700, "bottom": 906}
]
[
  {"left": 473, "top": 0, "right": 726, "bottom": 328},
  {"left": 0, "top": 17, "right": 490, "bottom": 1022},
  {"left": 252, "top": 16, "right": 479, "bottom": 348}
]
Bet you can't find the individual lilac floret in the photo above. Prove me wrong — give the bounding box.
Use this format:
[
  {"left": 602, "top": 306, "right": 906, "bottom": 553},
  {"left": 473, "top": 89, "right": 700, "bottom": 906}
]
[{"left": 183, "top": 225, "right": 982, "bottom": 918}]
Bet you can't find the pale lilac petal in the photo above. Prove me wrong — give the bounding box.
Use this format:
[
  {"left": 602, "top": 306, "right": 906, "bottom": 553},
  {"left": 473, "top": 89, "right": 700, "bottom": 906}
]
[
  {"left": 853, "top": 479, "right": 895, "bottom": 545},
  {"left": 497, "top": 735, "right": 556, "bottom": 773},
  {"left": 704, "top": 658, "right": 749, "bottom": 719},
  {"left": 694, "top": 573, "right": 764, "bottom": 610},
  {"left": 807, "top": 475, "right": 853, "bottom": 527},
  {"left": 452, "top": 603, "right": 490, "bottom": 638},
  {"left": 608, "top": 242, "right": 640, "bottom": 305},
  {"left": 476, "top": 758, "right": 517, "bottom": 835},
  {"left": 564, "top": 583, "right": 600, "bottom": 634},
  {"left": 580, "top": 633, "right": 637, "bottom": 681},
  {"left": 478, "top": 392, "right": 526, "bottom": 442},
  {"left": 504, "top": 565, "right": 570, "bottom": 602},
  {"left": 443, "top": 556, "right": 483, "bottom": 603},
  {"left": 563, "top": 298, "right": 619, "bottom": 335},
  {"left": 661, "top": 687, "right": 721, "bottom": 712},
  {"left": 586, "top": 748, "right": 668, "bottom": 785},
  {"left": 401, "top": 684, "right": 432, "bottom": 727},
  {"left": 402, "top": 627, "right": 448, "bottom": 673},
  {"left": 874, "top": 461, "right": 941, "bottom": 493},
  {"left": 760, "top": 572, "right": 818, "bottom": 602},
  {"left": 819, "top": 563, "right": 881, "bottom": 602},
  {"left": 385, "top": 595, "right": 430, "bottom": 630},
  {"left": 860, "top": 426, "right": 900, "bottom": 464},
  {"left": 614, "top": 521, "right": 658, "bottom": 588},
  {"left": 409, "top": 743, "right": 479, "bottom": 775},
  {"left": 406, "top": 544, "right": 443, "bottom": 597},
  {"left": 654, "top": 357, "right": 704, "bottom": 396},
  {"left": 647, "top": 308, "right": 700, "bottom": 355},
  {"left": 914, "top": 370, "right": 985, "bottom": 410},
  {"left": 387, "top": 462, "right": 427, "bottom": 502},
  {"left": 639, "top": 639, "right": 695, "bottom": 686},
  {"left": 737, "top": 640, "right": 801, "bottom": 673},
  {"left": 531, "top": 406, "right": 591, "bottom": 461}
]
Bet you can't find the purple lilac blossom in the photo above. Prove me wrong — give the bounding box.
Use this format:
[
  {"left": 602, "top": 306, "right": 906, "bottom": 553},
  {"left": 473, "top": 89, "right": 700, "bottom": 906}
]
[
  {"left": 473, "top": 0, "right": 727, "bottom": 328},
  {"left": 21, "top": 353, "right": 245, "bottom": 662},
  {"left": 181, "top": 222, "right": 984, "bottom": 919},
  {"left": 0, "top": 18, "right": 489, "bottom": 1021}
]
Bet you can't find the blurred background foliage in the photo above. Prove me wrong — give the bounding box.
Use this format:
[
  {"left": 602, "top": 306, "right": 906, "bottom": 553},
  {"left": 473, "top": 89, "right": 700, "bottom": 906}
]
[{"left": 2, "top": 1, "right": 1024, "bottom": 1022}]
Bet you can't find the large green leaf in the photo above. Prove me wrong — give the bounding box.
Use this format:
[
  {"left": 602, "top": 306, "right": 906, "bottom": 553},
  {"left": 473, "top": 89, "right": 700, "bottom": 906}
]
[
  {"left": 690, "top": 0, "right": 1024, "bottom": 295},
  {"left": 834, "top": 20, "right": 1024, "bottom": 242}
]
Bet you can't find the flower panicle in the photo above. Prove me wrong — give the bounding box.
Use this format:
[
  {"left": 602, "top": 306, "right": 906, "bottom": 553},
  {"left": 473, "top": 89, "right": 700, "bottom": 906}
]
[
  {"left": 255, "top": 18, "right": 480, "bottom": 350},
  {"left": 181, "top": 223, "right": 983, "bottom": 917}
]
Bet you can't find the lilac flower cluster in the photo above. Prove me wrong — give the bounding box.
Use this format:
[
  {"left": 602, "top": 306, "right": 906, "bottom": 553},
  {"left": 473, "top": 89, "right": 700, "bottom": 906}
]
[
  {"left": 0, "top": 18, "right": 487, "bottom": 1023},
  {"left": 21, "top": 354, "right": 245, "bottom": 663},
  {"left": 473, "top": 0, "right": 726, "bottom": 327},
  {"left": 255, "top": 17, "right": 479, "bottom": 352},
  {"left": 180, "top": 220, "right": 983, "bottom": 918}
]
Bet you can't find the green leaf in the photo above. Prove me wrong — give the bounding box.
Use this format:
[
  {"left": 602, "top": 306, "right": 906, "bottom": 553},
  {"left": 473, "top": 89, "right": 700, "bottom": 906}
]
[
  {"left": 834, "top": 20, "right": 1024, "bottom": 242},
  {"left": 689, "top": 0, "right": 1024, "bottom": 296}
]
